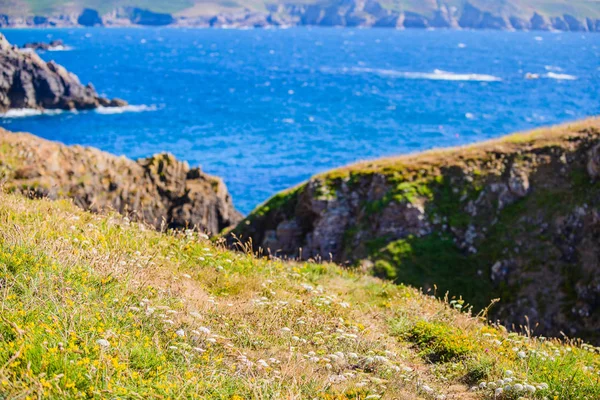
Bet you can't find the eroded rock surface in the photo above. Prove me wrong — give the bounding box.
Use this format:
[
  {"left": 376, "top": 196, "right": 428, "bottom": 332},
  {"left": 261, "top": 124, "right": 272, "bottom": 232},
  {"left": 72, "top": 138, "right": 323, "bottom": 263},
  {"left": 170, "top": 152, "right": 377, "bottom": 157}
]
[
  {"left": 1, "top": 1, "right": 599, "bottom": 31},
  {"left": 0, "top": 33, "right": 126, "bottom": 112},
  {"left": 0, "top": 129, "right": 242, "bottom": 234},
  {"left": 232, "top": 119, "right": 600, "bottom": 344}
]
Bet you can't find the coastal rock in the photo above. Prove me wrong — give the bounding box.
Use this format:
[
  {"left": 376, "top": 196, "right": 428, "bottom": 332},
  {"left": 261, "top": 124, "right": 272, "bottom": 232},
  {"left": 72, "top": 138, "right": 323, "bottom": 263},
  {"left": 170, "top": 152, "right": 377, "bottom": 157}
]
[
  {"left": 0, "top": 1, "right": 597, "bottom": 31},
  {"left": 551, "top": 16, "right": 569, "bottom": 31},
  {"left": 231, "top": 119, "right": 600, "bottom": 344},
  {"left": 0, "top": 33, "right": 125, "bottom": 112},
  {"left": 458, "top": 2, "right": 508, "bottom": 30},
  {"left": 78, "top": 9, "right": 103, "bottom": 26},
  {"left": 22, "top": 39, "right": 65, "bottom": 51},
  {"left": 124, "top": 7, "right": 174, "bottom": 26},
  {"left": 587, "top": 144, "right": 600, "bottom": 179},
  {"left": 530, "top": 12, "right": 552, "bottom": 30},
  {"left": 0, "top": 129, "right": 242, "bottom": 234},
  {"left": 563, "top": 14, "right": 587, "bottom": 31}
]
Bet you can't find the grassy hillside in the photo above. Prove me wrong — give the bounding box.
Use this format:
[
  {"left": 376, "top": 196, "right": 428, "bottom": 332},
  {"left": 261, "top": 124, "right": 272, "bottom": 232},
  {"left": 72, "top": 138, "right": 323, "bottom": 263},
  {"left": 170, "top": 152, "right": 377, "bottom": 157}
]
[
  {"left": 7, "top": 0, "right": 600, "bottom": 19},
  {"left": 0, "top": 187, "right": 599, "bottom": 398},
  {"left": 231, "top": 118, "right": 600, "bottom": 346}
]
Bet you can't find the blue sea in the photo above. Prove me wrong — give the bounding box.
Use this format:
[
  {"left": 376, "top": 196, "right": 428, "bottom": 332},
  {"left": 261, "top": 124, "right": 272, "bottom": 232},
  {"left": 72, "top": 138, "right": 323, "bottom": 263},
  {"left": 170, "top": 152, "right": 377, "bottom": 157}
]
[{"left": 1, "top": 28, "right": 599, "bottom": 214}]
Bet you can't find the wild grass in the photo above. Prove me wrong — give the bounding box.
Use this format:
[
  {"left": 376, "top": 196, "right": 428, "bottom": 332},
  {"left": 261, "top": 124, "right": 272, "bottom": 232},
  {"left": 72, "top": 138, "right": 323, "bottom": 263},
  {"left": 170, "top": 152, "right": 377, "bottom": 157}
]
[{"left": 0, "top": 192, "right": 598, "bottom": 399}]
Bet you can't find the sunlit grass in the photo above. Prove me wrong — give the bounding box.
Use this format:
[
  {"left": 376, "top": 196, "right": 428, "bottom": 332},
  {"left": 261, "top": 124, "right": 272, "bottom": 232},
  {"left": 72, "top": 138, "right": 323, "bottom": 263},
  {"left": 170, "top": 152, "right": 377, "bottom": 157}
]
[{"left": 0, "top": 192, "right": 598, "bottom": 399}]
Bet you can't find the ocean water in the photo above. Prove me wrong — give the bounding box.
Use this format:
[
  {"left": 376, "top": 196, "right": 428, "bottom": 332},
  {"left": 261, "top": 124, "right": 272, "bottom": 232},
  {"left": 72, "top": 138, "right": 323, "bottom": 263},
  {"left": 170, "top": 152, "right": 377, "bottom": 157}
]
[{"left": 1, "top": 28, "right": 599, "bottom": 214}]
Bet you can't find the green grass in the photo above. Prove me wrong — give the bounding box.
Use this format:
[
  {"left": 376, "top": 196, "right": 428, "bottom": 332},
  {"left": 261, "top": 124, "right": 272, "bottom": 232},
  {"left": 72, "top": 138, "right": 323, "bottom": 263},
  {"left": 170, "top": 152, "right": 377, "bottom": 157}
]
[
  {"left": 372, "top": 233, "right": 493, "bottom": 310},
  {"left": 0, "top": 191, "right": 598, "bottom": 398}
]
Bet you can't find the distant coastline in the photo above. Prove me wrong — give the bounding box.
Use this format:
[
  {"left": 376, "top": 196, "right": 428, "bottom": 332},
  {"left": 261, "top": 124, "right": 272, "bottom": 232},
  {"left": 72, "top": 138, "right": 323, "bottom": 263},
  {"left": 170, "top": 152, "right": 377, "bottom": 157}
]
[{"left": 1, "top": 1, "right": 600, "bottom": 32}]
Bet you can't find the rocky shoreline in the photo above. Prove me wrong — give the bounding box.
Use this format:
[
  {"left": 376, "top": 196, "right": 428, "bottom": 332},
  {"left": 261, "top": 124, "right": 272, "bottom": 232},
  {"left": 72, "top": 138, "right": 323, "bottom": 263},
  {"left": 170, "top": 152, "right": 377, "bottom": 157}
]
[
  {"left": 0, "top": 33, "right": 126, "bottom": 113},
  {"left": 1, "top": 1, "right": 599, "bottom": 32}
]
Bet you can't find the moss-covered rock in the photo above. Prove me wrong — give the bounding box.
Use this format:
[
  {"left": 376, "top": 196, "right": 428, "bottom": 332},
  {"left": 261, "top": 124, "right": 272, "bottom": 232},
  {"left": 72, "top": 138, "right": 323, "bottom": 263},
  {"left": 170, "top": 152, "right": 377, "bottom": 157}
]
[{"left": 231, "top": 118, "right": 600, "bottom": 344}]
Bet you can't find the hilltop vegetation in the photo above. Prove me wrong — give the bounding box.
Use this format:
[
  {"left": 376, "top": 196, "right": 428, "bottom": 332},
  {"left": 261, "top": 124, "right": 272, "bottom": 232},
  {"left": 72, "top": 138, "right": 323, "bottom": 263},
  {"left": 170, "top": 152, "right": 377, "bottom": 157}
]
[
  {"left": 6, "top": 0, "right": 600, "bottom": 19},
  {"left": 232, "top": 118, "right": 600, "bottom": 346},
  {"left": 2, "top": 0, "right": 600, "bottom": 30},
  {"left": 0, "top": 189, "right": 599, "bottom": 398}
]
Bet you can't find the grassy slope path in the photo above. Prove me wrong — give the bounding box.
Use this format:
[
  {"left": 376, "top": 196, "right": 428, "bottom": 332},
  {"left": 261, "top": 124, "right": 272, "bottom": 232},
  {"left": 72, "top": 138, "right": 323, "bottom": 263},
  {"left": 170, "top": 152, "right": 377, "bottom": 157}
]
[{"left": 0, "top": 192, "right": 598, "bottom": 399}]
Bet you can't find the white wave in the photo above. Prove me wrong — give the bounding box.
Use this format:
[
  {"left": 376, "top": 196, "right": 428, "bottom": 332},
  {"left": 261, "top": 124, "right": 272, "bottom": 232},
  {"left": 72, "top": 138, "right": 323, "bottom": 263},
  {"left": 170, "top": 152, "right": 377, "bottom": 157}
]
[
  {"left": 545, "top": 65, "right": 563, "bottom": 72},
  {"left": 47, "top": 45, "right": 74, "bottom": 51},
  {"left": 544, "top": 72, "right": 577, "bottom": 81},
  {"left": 0, "top": 108, "right": 65, "bottom": 118},
  {"left": 94, "top": 105, "right": 156, "bottom": 115},
  {"left": 337, "top": 67, "right": 501, "bottom": 82},
  {"left": 1, "top": 104, "right": 155, "bottom": 118}
]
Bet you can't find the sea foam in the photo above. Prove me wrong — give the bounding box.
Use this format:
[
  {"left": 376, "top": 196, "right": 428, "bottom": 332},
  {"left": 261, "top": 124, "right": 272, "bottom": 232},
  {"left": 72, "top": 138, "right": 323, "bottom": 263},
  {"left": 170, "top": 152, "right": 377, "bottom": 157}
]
[
  {"left": 328, "top": 67, "right": 502, "bottom": 82},
  {"left": 0, "top": 108, "right": 65, "bottom": 118},
  {"left": 94, "top": 105, "right": 157, "bottom": 114},
  {"left": 1, "top": 105, "right": 155, "bottom": 118},
  {"left": 544, "top": 72, "right": 577, "bottom": 81},
  {"left": 47, "top": 45, "right": 74, "bottom": 52}
]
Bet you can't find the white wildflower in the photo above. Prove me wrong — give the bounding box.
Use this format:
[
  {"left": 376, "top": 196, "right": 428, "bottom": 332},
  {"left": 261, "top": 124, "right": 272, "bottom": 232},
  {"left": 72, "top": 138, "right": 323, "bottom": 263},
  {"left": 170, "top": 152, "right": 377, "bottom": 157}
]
[
  {"left": 421, "top": 385, "right": 434, "bottom": 394},
  {"left": 198, "top": 327, "right": 211, "bottom": 335},
  {"left": 96, "top": 339, "right": 110, "bottom": 348}
]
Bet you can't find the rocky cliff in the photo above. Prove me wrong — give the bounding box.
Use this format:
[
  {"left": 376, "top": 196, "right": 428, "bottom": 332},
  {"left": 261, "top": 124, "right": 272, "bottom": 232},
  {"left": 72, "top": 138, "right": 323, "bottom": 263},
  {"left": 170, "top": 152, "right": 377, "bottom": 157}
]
[
  {"left": 2, "top": 0, "right": 600, "bottom": 31},
  {"left": 0, "top": 33, "right": 126, "bottom": 113},
  {"left": 231, "top": 118, "right": 600, "bottom": 344},
  {"left": 0, "top": 129, "right": 242, "bottom": 234}
]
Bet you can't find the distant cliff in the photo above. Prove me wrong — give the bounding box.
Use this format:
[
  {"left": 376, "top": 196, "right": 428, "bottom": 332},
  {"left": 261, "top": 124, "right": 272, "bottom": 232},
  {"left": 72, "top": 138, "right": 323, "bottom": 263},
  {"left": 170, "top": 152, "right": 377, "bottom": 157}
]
[
  {"left": 1, "top": 0, "right": 600, "bottom": 31},
  {"left": 0, "top": 33, "right": 125, "bottom": 112},
  {"left": 0, "top": 129, "right": 242, "bottom": 234},
  {"left": 231, "top": 118, "right": 600, "bottom": 344}
]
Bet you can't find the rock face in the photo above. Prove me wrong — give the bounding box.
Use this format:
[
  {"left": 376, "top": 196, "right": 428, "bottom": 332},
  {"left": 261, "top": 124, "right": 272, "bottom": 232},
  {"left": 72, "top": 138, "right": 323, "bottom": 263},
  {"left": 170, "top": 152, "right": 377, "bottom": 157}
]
[
  {"left": 22, "top": 39, "right": 65, "bottom": 51},
  {"left": 0, "top": 34, "right": 126, "bottom": 112},
  {"left": 0, "top": 129, "right": 242, "bottom": 234},
  {"left": 231, "top": 119, "right": 600, "bottom": 344},
  {"left": 77, "top": 8, "right": 102, "bottom": 26},
  {"left": 0, "top": 1, "right": 599, "bottom": 31}
]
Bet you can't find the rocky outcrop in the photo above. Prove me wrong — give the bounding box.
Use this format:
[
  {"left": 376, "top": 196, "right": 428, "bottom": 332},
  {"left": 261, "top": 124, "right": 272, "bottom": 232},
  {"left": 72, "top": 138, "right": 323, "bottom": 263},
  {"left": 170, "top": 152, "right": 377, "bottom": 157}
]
[
  {"left": 0, "top": 129, "right": 242, "bottom": 234},
  {"left": 1, "top": 1, "right": 599, "bottom": 31},
  {"left": 121, "top": 7, "right": 174, "bottom": 26},
  {"left": 231, "top": 118, "right": 600, "bottom": 344},
  {"left": 77, "top": 8, "right": 102, "bottom": 26},
  {"left": 0, "top": 34, "right": 126, "bottom": 112},
  {"left": 21, "top": 39, "right": 65, "bottom": 51}
]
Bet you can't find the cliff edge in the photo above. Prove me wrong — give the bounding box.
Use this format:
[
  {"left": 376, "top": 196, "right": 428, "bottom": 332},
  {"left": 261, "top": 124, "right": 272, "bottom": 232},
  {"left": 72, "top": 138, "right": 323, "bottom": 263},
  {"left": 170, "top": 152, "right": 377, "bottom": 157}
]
[
  {"left": 0, "top": 129, "right": 242, "bottom": 234},
  {"left": 231, "top": 118, "right": 600, "bottom": 344}
]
